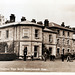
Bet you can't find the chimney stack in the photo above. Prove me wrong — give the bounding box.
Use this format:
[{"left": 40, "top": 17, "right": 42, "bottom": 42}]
[
  {"left": 61, "top": 22, "right": 65, "bottom": 27},
  {"left": 37, "top": 21, "right": 43, "bottom": 25},
  {"left": 10, "top": 14, "right": 15, "bottom": 22},
  {"left": 31, "top": 19, "right": 36, "bottom": 23},
  {"left": 21, "top": 16, "right": 26, "bottom": 21},
  {"left": 44, "top": 19, "right": 49, "bottom": 27}
]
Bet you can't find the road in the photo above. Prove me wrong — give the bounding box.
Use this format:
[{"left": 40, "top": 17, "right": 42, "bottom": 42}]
[{"left": 0, "top": 59, "right": 75, "bottom": 72}]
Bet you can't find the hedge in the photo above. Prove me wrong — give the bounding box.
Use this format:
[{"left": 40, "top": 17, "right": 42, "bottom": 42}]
[{"left": 0, "top": 53, "right": 16, "bottom": 61}]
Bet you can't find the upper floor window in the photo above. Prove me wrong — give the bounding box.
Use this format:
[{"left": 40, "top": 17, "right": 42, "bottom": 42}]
[
  {"left": 67, "top": 40, "right": 70, "bottom": 45},
  {"left": 35, "top": 29, "right": 39, "bottom": 38},
  {"left": 68, "top": 32, "right": 70, "bottom": 36},
  {"left": 57, "top": 39, "right": 59, "bottom": 44},
  {"left": 23, "top": 29, "right": 29, "bottom": 38},
  {"left": 49, "top": 35, "right": 53, "bottom": 43},
  {"left": 63, "top": 39, "right": 65, "bottom": 45},
  {"left": 6, "top": 30, "right": 9, "bottom": 38},
  {"left": 0, "top": 19, "right": 1, "bottom": 22},
  {"left": 63, "top": 31, "right": 65, "bottom": 36},
  {"left": 57, "top": 30, "right": 60, "bottom": 35},
  {"left": 0, "top": 31, "right": 1, "bottom": 38}
]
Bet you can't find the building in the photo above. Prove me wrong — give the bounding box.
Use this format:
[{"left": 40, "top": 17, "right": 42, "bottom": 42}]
[
  {"left": 0, "top": 14, "right": 5, "bottom": 25},
  {"left": 43, "top": 27, "right": 57, "bottom": 56},
  {"left": 49, "top": 22, "right": 74, "bottom": 58},
  {"left": 0, "top": 19, "right": 44, "bottom": 59}
]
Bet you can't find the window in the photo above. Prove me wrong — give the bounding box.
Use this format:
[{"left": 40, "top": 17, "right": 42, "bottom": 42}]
[
  {"left": 57, "top": 48, "right": 59, "bottom": 54},
  {"left": 67, "top": 49, "right": 69, "bottom": 52},
  {"left": 0, "top": 19, "right": 1, "bottom": 21},
  {"left": 57, "top": 30, "right": 60, "bottom": 35},
  {"left": 63, "top": 31, "right": 65, "bottom": 36},
  {"left": 23, "top": 29, "right": 29, "bottom": 38},
  {"left": 67, "top": 40, "right": 70, "bottom": 45},
  {"left": 34, "top": 46, "right": 39, "bottom": 57},
  {"left": 68, "top": 32, "right": 70, "bottom": 36},
  {"left": 63, "top": 39, "right": 65, "bottom": 45},
  {"left": 6, "top": 30, "right": 9, "bottom": 38},
  {"left": 0, "top": 31, "right": 1, "bottom": 38},
  {"left": 49, "top": 35, "right": 53, "bottom": 43},
  {"left": 35, "top": 29, "right": 39, "bottom": 38},
  {"left": 57, "top": 39, "right": 59, "bottom": 44}
]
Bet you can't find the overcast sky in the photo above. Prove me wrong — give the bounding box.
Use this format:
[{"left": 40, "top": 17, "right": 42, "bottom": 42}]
[{"left": 0, "top": 0, "right": 75, "bottom": 27}]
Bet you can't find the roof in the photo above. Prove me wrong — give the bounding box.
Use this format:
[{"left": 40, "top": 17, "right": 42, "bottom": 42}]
[
  {"left": 0, "top": 20, "right": 44, "bottom": 28},
  {"left": 43, "top": 27, "right": 57, "bottom": 34},
  {"left": 49, "top": 22, "right": 74, "bottom": 32}
]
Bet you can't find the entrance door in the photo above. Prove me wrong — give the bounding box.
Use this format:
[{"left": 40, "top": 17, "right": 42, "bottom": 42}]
[
  {"left": 24, "top": 46, "right": 27, "bottom": 55},
  {"left": 49, "top": 47, "right": 52, "bottom": 55},
  {"left": 34, "top": 46, "right": 38, "bottom": 57}
]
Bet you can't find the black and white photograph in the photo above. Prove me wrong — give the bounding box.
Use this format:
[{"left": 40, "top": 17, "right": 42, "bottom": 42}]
[{"left": 0, "top": 0, "right": 75, "bottom": 73}]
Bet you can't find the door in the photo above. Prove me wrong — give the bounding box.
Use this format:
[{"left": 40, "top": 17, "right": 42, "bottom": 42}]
[
  {"left": 24, "top": 46, "right": 27, "bottom": 55},
  {"left": 34, "top": 46, "right": 38, "bottom": 57}
]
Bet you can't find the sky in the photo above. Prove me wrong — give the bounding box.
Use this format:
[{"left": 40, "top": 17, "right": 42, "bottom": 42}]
[{"left": 0, "top": 0, "right": 75, "bottom": 27}]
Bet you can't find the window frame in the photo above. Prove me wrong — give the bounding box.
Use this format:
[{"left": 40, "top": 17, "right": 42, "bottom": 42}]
[
  {"left": 35, "top": 29, "right": 39, "bottom": 39},
  {"left": 6, "top": 30, "right": 9, "bottom": 39},
  {"left": 22, "top": 28, "right": 29, "bottom": 38}
]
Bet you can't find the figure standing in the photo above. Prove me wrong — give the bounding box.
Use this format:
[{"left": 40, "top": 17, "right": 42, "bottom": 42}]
[
  {"left": 61, "top": 54, "right": 64, "bottom": 62},
  {"left": 24, "top": 47, "right": 27, "bottom": 61},
  {"left": 67, "top": 56, "right": 70, "bottom": 62},
  {"left": 44, "top": 52, "right": 47, "bottom": 61}
]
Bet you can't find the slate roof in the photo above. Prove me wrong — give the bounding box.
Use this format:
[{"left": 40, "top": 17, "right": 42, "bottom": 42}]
[
  {"left": 43, "top": 27, "right": 57, "bottom": 34},
  {"left": 49, "top": 22, "right": 74, "bottom": 32},
  {"left": 0, "top": 20, "right": 44, "bottom": 28}
]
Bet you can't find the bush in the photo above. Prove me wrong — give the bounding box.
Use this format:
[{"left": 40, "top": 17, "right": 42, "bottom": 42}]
[{"left": 0, "top": 53, "right": 16, "bottom": 61}]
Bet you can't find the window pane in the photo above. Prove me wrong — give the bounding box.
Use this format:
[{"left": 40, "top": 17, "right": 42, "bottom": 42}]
[
  {"left": 35, "top": 29, "right": 39, "bottom": 38},
  {"left": 23, "top": 29, "right": 29, "bottom": 37}
]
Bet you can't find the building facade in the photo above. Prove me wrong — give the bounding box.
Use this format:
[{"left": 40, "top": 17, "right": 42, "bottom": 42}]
[
  {"left": 49, "top": 22, "right": 74, "bottom": 58},
  {"left": 0, "top": 21, "right": 44, "bottom": 59},
  {"left": 43, "top": 27, "right": 57, "bottom": 56}
]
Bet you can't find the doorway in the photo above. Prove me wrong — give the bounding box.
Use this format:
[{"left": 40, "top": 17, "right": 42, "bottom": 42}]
[{"left": 34, "top": 46, "right": 39, "bottom": 57}]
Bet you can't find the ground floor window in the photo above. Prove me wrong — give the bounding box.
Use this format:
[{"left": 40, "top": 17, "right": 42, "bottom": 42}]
[
  {"left": 57, "top": 48, "right": 59, "bottom": 54},
  {"left": 34, "top": 46, "right": 39, "bottom": 57},
  {"left": 67, "top": 49, "right": 70, "bottom": 52}
]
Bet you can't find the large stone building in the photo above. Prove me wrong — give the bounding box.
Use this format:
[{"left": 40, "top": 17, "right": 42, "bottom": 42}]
[
  {"left": 0, "top": 15, "right": 74, "bottom": 60},
  {"left": 49, "top": 22, "right": 74, "bottom": 58},
  {"left": 0, "top": 17, "right": 58, "bottom": 60}
]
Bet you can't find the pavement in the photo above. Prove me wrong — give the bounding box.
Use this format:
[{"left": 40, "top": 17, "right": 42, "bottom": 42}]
[{"left": 0, "top": 59, "right": 75, "bottom": 72}]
